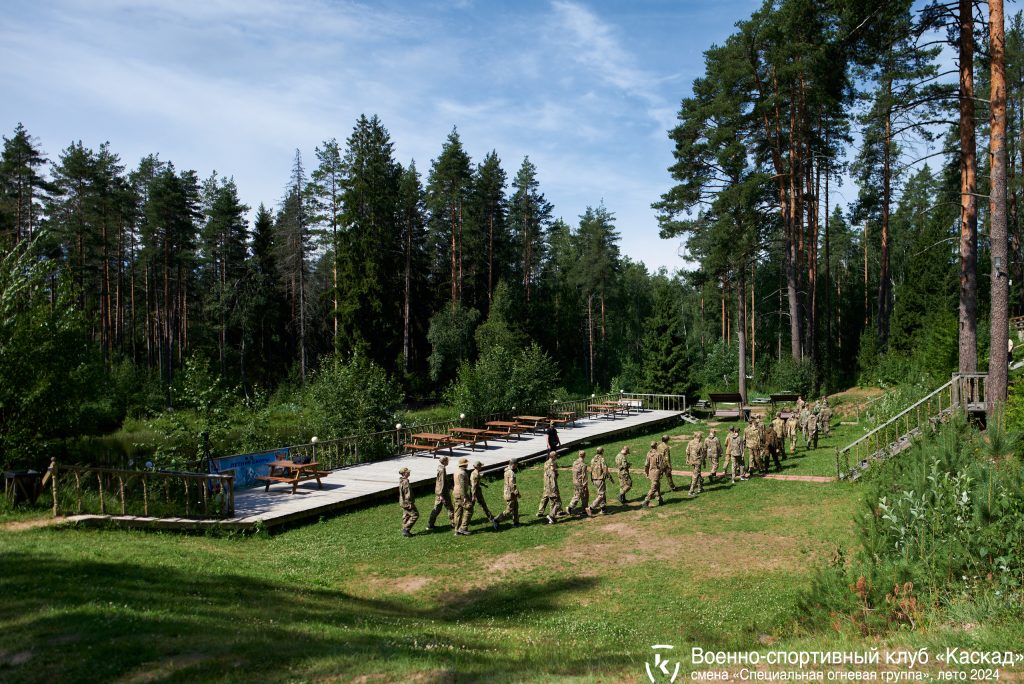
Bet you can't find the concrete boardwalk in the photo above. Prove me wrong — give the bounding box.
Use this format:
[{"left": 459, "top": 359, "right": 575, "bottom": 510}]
[{"left": 230, "top": 409, "right": 682, "bottom": 529}]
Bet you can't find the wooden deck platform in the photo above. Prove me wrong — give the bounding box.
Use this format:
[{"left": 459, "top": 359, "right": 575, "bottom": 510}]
[{"left": 66, "top": 409, "right": 683, "bottom": 531}]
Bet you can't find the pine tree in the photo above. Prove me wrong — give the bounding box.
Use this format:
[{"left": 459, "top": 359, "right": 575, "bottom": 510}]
[
  {"left": 201, "top": 178, "right": 249, "bottom": 377},
  {"left": 508, "top": 156, "right": 552, "bottom": 314},
  {"left": 469, "top": 150, "right": 509, "bottom": 313},
  {"left": 307, "top": 139, "right": 344, "bottom": 347},
  {"left": 426, "top": 128, "right": 473, "bottom": 310},
  {"left": 337, "top": 114, "right": 402, "bottom": 367},
  {"left": 397, "top": 161, "right": 428, "bottom": 375},
  {"left": 0, "top": 123, "right": 48, "bottom": 245},
  {"left": 275, "top": 150, "right": 312, "bottom": 381}
]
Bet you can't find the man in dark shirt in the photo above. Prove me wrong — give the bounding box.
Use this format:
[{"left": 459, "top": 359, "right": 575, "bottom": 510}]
[{"left": 546, "top": 425, "right": 560, "bottom": 453}]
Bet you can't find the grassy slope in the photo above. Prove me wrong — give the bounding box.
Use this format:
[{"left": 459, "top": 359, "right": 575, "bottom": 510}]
[{"left": 0, "top": 417, "right": 929, "bottom": 683}]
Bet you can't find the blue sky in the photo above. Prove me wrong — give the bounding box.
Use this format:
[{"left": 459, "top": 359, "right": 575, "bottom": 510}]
[{"left": 2, "top": 0, "right": 763, "bottom": 272}]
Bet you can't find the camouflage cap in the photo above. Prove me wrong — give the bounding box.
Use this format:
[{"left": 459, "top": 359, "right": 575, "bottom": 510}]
[
  {"left": 509, "top": 457, "right": 518, "bottom": 466},
  {"left": 693, "top": 431, "right": 702, "bottom": 437},
  {"left": 661, "top": 435, "right": 670, "bottom": 442},
  {"left": 708, "top": 428, "right": 716, "bottom": 435},
  {"left": 474, "top": 461, "right": 483, "bottom": 469},
  {"left": 650, "top": 441, "right": 658, "bottom": 448},
  {"left": 596, "top": 446, "right": 604, "bottom": 454},
  {"left": 577, "top": 450, "right": 586, "bottom": 457},
  {"left": 457, "top": 458, "right": 469, "bottom": 467},
  {"left": 399, "top": 467, "right": 410, "bottom": 476},
  {"left": 549, "top": 451, "right": 558, "bottom": 458},
  {"left": 439, "top": 455, "right": 449, "bottom": 464}
]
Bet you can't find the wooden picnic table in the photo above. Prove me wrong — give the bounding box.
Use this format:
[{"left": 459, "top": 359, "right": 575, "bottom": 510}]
[
  {"left": 405, "top": 432, "right": 455, "bottom": 457},
  {"left": 485, "top": 420, "right": 524, "bottom": 440},
  {"left": 549, "top": 410, "right": 577, "bottom": 427},
  {"left": 513, "top": 415, "right": 549, "bottom": 432},
  {"left": 448, "top": 427, "right": 490, "bottom": 451},
  {"left": 256, "top": 460, "right": 328, "bottom": 494},
  {"left": 586, "top": 403, "right": 623, "bottom": 419}
]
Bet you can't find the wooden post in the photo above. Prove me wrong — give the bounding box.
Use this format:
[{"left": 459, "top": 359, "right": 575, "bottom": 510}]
[
  {"left": 119, "top": 476, "right": 126, "bottom": 515},
  {"left": 202, "top": 477, "right": 209, "bottom": 517},
  {"left": 143, "top": 477, "right": 149, "bottom": 517},
  {"left": 185, "top": 479, "right": 190, "bottom": 517},
  {"left": 227, "top": 474, "right": 235, "bottom": 518},
  {"left": 49, "top": 457, "right": 58, "bottom": 517},
  {"left": 98, "top": 472, "right": 105, "bottom": 515},
  {"left": 74, "top": 471, "right": 82, "bottom": 514}
]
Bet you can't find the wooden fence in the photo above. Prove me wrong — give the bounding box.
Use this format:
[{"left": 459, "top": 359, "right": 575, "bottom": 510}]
[{"left": 49, "top": 458, "right": 235, "bottom": 519}]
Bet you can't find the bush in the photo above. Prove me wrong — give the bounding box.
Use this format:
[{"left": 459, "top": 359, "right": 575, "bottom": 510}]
[
  {"left": 802, "top": 418, "right": 1024, "bottom": 635},
  {"left": 448, "top": 343, "right": 559, "bottom": 419},
  {"left": 694, "top": 341, "right": 738, "bottom": 393},
  {"left": 764, "top": 355, "right": 814, "bottom": 397},
  {"left": 304, "top": 353, "right": 402, "bottom": 441}
]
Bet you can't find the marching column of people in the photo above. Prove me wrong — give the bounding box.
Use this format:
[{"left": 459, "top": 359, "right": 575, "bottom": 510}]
[{"left": 396, "top": 396, "right": 834, "bottom": 536}]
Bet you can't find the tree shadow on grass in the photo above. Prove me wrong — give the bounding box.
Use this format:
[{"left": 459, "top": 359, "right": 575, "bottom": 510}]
[{"left": 0, "top": 552, "right": 617, "bottom": 683}]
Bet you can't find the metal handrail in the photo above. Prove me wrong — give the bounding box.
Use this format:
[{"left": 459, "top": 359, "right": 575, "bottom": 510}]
[{"left": 835, "top": 373, "right": 988, "bottom": 479}]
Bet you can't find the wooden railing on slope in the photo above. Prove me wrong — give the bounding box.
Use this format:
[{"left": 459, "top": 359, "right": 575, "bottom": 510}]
[
  {"left": 48, "top": 458, "right": 236, "bottom": 519},
  {"left": 834, "top": 374, "right": 987, "bottom": 480}
]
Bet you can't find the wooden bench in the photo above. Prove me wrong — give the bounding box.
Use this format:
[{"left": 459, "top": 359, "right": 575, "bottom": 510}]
[
  {"left": 447, "top": 436, "right": 488, "bottom": 451},
  {"left": 708, "top": 393, "right": 746, "bottom": 421},
  {"left": 482, "top": 429, "right": 516, "bottom": 441},
  {"left": 256, "top": 460, "right": 328, "bottom": 494},
  {"left": 403, "top": 442, "right": 453, "bottom": 457}
]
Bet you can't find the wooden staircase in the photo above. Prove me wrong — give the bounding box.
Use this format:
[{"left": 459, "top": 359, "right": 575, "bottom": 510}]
[{"left": 835, "top": 373, "right": 988, "bottom": 480}]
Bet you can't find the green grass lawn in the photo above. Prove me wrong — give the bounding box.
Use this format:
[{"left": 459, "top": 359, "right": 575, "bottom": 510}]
[{"left": 0, "top": 416, "right": 1006, "bottom": 683}]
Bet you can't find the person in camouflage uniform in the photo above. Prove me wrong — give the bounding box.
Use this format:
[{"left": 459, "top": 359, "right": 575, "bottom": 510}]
[
  {"left": 657, "top": 434, "right": 676, "bottom": 490},
  {"left": 452, "top": 458, "right": 472, "bottom": 536},
  {"left": 537, "top": 451, "right": 566, "bottom": 523},
  {"left": 820, "top": 400, "right": 832, "bottom": 436},
  {"left": 589, "top": 447, "right": 611, "bottom": 515},
  {"left": 642, "top": 441, "right": 664, "bottom": 507},
  {"left": 615, "top": 446, "right": 632, "bottom": 504},
  {"left": 426, "top": 456, "right": 454, "bottom": 530},
  {"left": 567, "top": 450, "right": 591, "bottom": 516},
  {"left": 704, "top": 428, "right": 722, "bottom": 481},
  {"left": 799, "top": 405, "right": 811, "bottom": 445},
  {"left": 725, "top": 426, "right": 745, "bottom": 482},
  {"left": 806, "top": 410, "right": 819, "bottom": 450},
  {"left": 771, "top": 413, "right": 787, "bottom": 461},
  {"left": 471, "top": 461, "right": 499, "bottom": 531},
  {"left": 744, "top": 419, "right": 761, "bottom": 476},
  {"left": 494, "top": 458, "right": 521, "bottom": 527},
  {"left": 686, "top": 431, "right": 705, "bottom": 497},
  {"left": 786, "top": 413, "right": 799, "bottom": 454},
  {"left": 398, "top": 466, "right": 418, "bottom": 537}
]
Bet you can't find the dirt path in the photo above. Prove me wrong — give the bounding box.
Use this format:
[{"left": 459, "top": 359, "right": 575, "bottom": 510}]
[{"left": 0, "top": 514, "right": 91, "bottom": 532}]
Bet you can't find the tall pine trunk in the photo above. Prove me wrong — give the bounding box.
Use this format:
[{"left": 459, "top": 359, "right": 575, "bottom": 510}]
[
  {"left": 959, "top": 0, "right": 979, "bottom": 373},
  {"left": 989, "top": 0, "right": 1009, "bottom": 404},
  {"left": 878, "top": 81, "right": 893, "bottom": 351},
  {"left": 737, "top": 266, "right": 748, "bottom": 405}
]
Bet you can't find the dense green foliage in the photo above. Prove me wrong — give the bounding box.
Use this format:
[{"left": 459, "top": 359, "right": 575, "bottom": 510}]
[{"left": 803, "top": 417, "right": 1024, "bottom": 634}]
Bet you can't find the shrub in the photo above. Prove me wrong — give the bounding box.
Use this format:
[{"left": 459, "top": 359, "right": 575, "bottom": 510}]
[
  {"left": 448, "top": 343, "right": 559, "bottom": 419},
  {"left": 304, "top": 353, "right": 402, "bottom": 441},
  {"left": 801, "top": 417, "right": 1024, "bottom": 635},
  {"left": 764, "top": 355, "right": 814, "bottom": 397}
]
